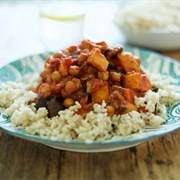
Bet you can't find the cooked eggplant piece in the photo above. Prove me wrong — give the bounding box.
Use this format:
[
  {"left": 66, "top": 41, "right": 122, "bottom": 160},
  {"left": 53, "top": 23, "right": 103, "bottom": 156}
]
[
  {"left": 35, "top": 96, "right": 65, "bottom": 118},
  {"left": 35, "top": 96, "right": 47, "bottom": 109}
]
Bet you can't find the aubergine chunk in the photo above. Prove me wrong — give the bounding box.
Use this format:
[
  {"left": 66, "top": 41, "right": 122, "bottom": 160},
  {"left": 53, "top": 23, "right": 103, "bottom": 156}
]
[{"left": 35, "top": 96, "right": 65, "bottom": 117}]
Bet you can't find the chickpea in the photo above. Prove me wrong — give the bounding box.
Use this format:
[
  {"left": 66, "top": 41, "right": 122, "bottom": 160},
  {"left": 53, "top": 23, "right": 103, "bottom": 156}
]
[
  {"left": 109, "top": 71, "right": 121, "bottom": 82},
  {"left": 65, "top": 81, "right": 77, "bottom": 94},
  {"left": 98, "top": 71, "right": 109, "bottom": 81},
  {"left": 63, "top": 98, "right": 75, "bottom": 108},
  {"left": 52, "top": 83, "right": 63, "bottom": 95},
  {"left": 106, "top": 105, "right": 115, "bottom": 116},
  {"left": 52, "top": 71, "right": 61, "bottom": 82},
  {"left": 53, "top": 51, "right": 64, "bottom": 58},
  {"left": 77, "top": 52, "right": 89, "bottom": 65},
  {"left": 39, "top": 83, "right": 51, "bottom": 98},
  {"left": 67, "top": 45, "right": 78, "bottom": 54},
  {"left": 72, "top": 78, "right": 82, "bottom": 89},
  {"left": 69, "top": 66, "right": 80, "bottom": 76}
]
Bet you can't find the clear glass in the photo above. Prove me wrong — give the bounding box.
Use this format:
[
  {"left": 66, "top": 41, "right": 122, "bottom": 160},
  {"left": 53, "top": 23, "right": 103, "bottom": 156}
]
[{"left": 39, "top": 2, "right": 85, "bottom": 52}]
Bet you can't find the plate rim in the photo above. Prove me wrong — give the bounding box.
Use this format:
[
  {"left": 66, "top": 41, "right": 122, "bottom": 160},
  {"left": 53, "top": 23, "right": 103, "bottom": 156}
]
[{"left": 0, "top": 47, "right": 180, "bottom": 151}]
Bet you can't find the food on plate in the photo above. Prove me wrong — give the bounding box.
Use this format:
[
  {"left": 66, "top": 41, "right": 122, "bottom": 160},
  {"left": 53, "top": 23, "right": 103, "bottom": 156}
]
[
  {"left": 34, "top": 39, "right": 151, "bottom": 118},
  {"left": 114, "top": 1, "right": 180, "bottom": 32},
  {"left": 0, "top": 39, "right": 179, "bottom": 142}
]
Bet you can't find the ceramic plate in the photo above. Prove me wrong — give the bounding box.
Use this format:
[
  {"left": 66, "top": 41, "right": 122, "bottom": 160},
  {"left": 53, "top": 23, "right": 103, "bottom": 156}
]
[{"left": 0, "top": 47, "right": 180, "bottom": 153}]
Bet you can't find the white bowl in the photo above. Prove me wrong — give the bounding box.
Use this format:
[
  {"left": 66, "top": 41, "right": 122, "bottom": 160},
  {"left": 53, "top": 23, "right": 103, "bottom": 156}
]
[
  {"left": 118, "top": 29, "right": 180, "bottom": 51},
  {"left": 113, "top": 1, "right": 180, "bottom": 51}
]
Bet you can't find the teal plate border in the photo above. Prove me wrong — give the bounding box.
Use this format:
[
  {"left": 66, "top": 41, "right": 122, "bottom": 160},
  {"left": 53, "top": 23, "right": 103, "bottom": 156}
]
[{"left": 0, "top": 47, "right": 180, "bottom": 152}]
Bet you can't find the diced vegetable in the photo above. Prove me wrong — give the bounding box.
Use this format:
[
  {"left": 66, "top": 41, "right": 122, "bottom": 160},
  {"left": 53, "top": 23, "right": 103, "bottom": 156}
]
[
  {"left": 59, "top": 57, "right": 77, "bottom": 76},
  {"left": 80, "top": 39, "right": 108, "bottom": 53},
  {"left": 121, "top": 103, "right": 137, "bottom": 114},
  {"left": 92, "top": 82, "right": 109, "bottom": 103},
  {"left": 87, "top": 48, "right": 109, "bottom": 72},
  {"left": 46, "top": 98, "right": 65, "bottom": 117},
  {"left": 122, "top": 88, "right": 134, "bottom": 103},
  {"left": 35, "top": 96, "right": 65, "bottom": 118},
  {"left": 98, "top": 71, "right": 109, "bottom": 81},
  {"left": 86, "top": 79, "right": 102, "bottom": 94},
  {"left": 123, "top": 72, "right": 152, "bottom": 91},
  {"left": 117, "top": 52, "right": 140, "bottom": 72},
  {"left": 77, "top": 52, "right": 89, "bottom": 65}
]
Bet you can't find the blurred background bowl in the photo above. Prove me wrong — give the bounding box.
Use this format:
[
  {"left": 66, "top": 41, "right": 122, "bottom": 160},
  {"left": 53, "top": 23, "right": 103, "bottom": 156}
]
[
  {"left": 113, "top": 1, "right": 180, "bottom": 50},
  {"left": 118, "top": 28, "right": 180, "bottom": 50}
]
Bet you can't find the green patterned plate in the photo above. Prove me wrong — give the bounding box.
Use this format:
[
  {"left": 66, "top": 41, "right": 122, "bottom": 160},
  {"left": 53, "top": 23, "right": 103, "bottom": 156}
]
[{"left": 0, "top": 47, "right": 180, "bottom": 152}]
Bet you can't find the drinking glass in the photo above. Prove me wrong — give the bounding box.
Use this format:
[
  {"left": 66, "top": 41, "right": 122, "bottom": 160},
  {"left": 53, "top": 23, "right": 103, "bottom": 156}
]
[{"left": 39, "top": 2, "right": 85, "bottom": 52}]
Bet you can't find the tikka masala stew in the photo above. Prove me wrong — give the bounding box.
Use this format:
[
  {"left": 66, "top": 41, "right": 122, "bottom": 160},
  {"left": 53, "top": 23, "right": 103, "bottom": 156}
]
[{"left": 34, "top": 39, "right": 152, "bottom": 117}]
